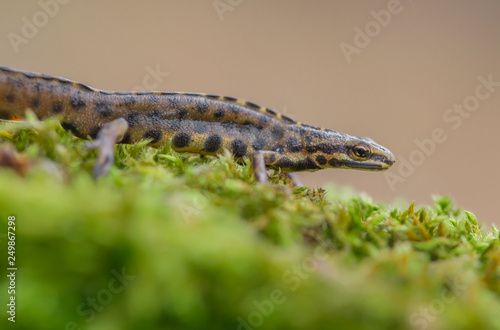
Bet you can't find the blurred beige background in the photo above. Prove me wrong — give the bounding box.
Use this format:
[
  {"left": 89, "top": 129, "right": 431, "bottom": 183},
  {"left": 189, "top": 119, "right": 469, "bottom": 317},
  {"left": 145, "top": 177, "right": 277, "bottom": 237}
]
[{"left": 1, "top": 0, "right": 499, "bottom": 224}]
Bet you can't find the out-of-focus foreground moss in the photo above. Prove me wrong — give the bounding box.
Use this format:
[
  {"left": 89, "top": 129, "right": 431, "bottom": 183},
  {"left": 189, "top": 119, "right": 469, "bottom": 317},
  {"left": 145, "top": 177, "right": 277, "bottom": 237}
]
[{"left": 0, "top": 116, "right": 500, "bottom": 330}]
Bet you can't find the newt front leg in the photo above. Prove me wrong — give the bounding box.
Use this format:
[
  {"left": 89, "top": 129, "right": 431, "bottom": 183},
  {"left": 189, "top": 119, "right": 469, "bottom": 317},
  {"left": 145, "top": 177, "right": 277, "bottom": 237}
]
[{"left": 84, "top": 118, "right": 128, "bottom": 178}]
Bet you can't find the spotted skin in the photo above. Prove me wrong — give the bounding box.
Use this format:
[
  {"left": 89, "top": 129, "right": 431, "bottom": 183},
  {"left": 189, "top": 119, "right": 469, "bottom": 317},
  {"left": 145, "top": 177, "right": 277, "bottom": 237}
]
[{"left": 0, "top": 66, "right": 395, "bottom": 181}]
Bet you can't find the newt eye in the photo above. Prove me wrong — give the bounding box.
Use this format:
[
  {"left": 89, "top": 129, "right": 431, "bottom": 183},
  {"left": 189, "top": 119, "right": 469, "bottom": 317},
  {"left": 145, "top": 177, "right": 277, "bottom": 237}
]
[{"left": 351, "top": 143, "right": 371, "bottom": 160}]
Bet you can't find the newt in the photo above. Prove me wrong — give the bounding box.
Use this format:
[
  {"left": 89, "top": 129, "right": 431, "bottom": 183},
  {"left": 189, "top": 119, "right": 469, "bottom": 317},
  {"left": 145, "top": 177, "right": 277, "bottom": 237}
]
[{"left": 0, "top": 66, "right": 395, "bottom": 184}]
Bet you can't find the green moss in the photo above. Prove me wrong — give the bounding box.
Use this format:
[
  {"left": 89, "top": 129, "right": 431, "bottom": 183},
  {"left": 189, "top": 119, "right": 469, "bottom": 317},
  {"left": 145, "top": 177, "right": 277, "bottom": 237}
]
[{"left": 0, "top": 117, "right": 499, "bottom": 330}]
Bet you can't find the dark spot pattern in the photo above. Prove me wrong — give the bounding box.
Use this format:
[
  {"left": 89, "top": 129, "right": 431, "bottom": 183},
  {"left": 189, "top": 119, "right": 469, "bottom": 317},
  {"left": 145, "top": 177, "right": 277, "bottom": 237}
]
[
  {"left": 31, "top": 97, "right": 40, "bottom": 109},
  {"left": 231, "top": 139, "right": 247, "bottom": 158},
  {"left": 88, "top": 126, "right": 101, "bottom": 139},
  {"left": 270, "top": 125, "right": 284, "bottom": 140},
  {"left": 315, "top": 155, "right": 327, "bottom": 166},
  {"left": 246, "top": 101, "right": 260, "bottom": 109},
  {"left": 61, "top": 122, "right": 79, "bottom": 135},
  {"left": 60, "top": 82, "right": 72, "bottom": 93},
  {"left": 143, "top": 130, "right": 162, "bottom": 144},
  {"left": 204, "top": 134, "right": 223, "bottom": 152},
  {"left": 286, "top": 137, "right": 303, "bottom": 153},
  {"left": 222, "top": 122, "right": 239, "bottom": 133},
  {"left": 258, "top": 115, "right": 272, "bottom": 125},
  {"left": 124, "top": 96, "right": 136, "bottom": 106},
  {"left": 318, "top": 143, "right": 343, "bottom": 154},
  {"left": 5, "top": 93, "right": 15, "bottom": 103},
  {"left": 228, "top": 104, "right": 240, "bottom": 113},
  {"left": 168, "top": 97, "right": 181, "bottom": 108},
  {"left": 371, "top": 154, "right": 386, "bottom": 162},
  {"left": 177, "top": 108, "right": 189, "bottom": 119},
  {"left": 266, "top": 108, "right": 278, "bottom": 116},
  {"left": 304, "top": 136, "right": 317, "bottom": 153},
  {"left": 281, "top": 114, "right": 297, "bottom": 124},
  {"left": 252, "top": 137, "right": 267, "bottom": 151},
  {"left": 274, "top": 157, "right": 293, "bottom": 169},
  {"left": 295, "top": 157, "right": 320, "bottom": 171},
  {"left": 169, "top": 120, "right": 182, "bottom": 131},
  {"left": 195, "top": 101, "right": 209, "bottom": 113},
  {"left": 172, "top": 132, "right": 191, "bottom": 148},
  {"left": 126, "top": 112, "right": 140, "bottom": 127},
  {"left": 52, "top": 101, "right": 63, "bottom": 113},
  {"left": 289, "top": 125, "right": 307, "bottom": 136},
  {"left": 148, "top": 94, "right": 160, "bottom": 104},
  {"left": 185, "top": 92, "right": 200, "bottom": 97},
  {"left": 306, "top": 145, "right": 318, "bottom": 153},
  {"left": 6, "top": 77, "right": 22, "bottom": 88},
  {"left": 273, "top": 144, "right": 285, "bottom": 153},
  {"left": 193, "top": 121, "right": 210, "bottom": 134},
  {"left": 33, "top": 83, "right": 43, "bottom": 92},
  {"left": 245, "top": 120, "right": 264, "bottom": 131},
  {"left": 149, "top": 110, "right": 163, "bottom": 123},
  {"left": 214, "top": 109, "right": 225, "bottom": 119},
  {"left": 304, "top": 136, "right": 313, "bottom": 144},
  {"left": 309, "top": 130, "right": 328, "bottom": 140},
  {"left": 243, "top": 120, "right": 253, "bottom": 126},
  {"left": 120, "top": 132, "right": 132, "bottom": 144},
  {"left": 264, "top": 152, "right": 277, "bottom": 164},
  {"left": 329, "top": 158, "right": 341, "bottom": 167},
  {"left": 70, "top": 96, "right": 86, "bottom": 110},
  {"left": 94, "top": 101, "right": 113, "bottom": 118},
  {"left": 224, "top": 96, "right": 238, "bottom": 102}
]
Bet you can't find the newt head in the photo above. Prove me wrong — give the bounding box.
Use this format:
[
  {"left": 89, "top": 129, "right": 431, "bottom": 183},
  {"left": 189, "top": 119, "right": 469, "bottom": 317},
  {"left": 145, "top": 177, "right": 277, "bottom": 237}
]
[{"left": 335, "top": 136, "right": 395, "bottom": 171}]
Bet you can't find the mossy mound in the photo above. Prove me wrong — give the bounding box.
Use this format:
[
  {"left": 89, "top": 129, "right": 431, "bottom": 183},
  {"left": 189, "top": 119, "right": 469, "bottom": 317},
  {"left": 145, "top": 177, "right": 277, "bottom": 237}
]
[{"left": 0, "top": 116, "right": 499, "bottom": 330}]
